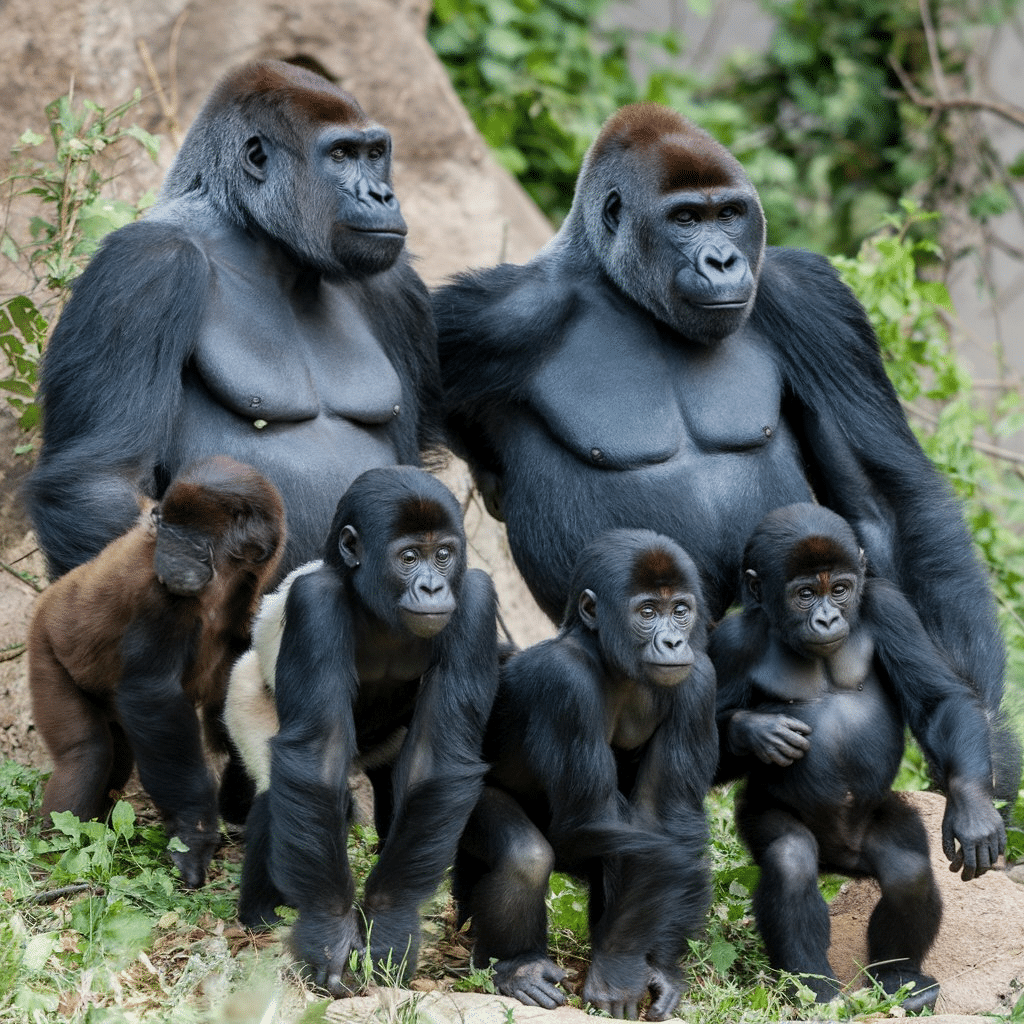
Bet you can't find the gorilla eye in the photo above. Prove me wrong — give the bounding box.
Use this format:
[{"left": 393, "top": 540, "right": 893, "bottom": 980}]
[
  {"left": 330, "top": 144, "right": 355, "bottom": 162},
  {"left": 674, "top": 209, "right": 697, "bottom": 225},
  {"left": 435, "top": 546, "right": 452, "bottom": 567},
  {"left": 399, "top": 549, "right": 418, "bottom": 566},
  {"left": 368, "top": 145, "right": 386, "bottom": 161},
  {"left": 673, "top": 603, "right": 691, "bottom": 621},
  {"left": 639, "top": 604, "right": 657, "bottom": 620},
  {"left": 832, "top": 582, "right": 850, "bottom": 600}
]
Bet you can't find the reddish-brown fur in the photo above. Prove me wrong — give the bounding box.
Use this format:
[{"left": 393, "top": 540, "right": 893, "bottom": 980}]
[
  {"left": 784, "top": 535, "right": 854, "bottom": 580},
  {"left": 592, "top": 103, "right": 743, "bottom": 193},
  {"left": 29, "top": 456, "right": 285, "bottom": 822},
  {"left": 630, "top": 546, "right": 685, "bottom": 592}
]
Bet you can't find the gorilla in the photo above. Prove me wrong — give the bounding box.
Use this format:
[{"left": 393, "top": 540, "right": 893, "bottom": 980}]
[
  {"left": 223, "top": 466, "right": 499, "bottom": 995},
  {"left": 433, "top": 103, "right": 1019, "bottom": 800},
  {"left": 26, "top": 59, "right": 441, "bottom": 580},
  {"left": 712, "top": 503, "right": 1004, "bottom": 1010}
]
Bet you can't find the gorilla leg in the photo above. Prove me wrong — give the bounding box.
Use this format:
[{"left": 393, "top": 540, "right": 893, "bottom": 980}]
[
  {"left": 238, "top": 791, "right": 286, "bottom": 929},
  {"left": 862, "top": 796, "right": 940, "bottom": 1012},
  {"left": 742, "top": 804, "right": 840, "bottom": 1002},
  {"left": 458, "top": 787, "right": 565, "bottom": 1008},
  {"left": 34, "top": 655, "right": 115, "bottom": 822},
  {"left": 106, "top": 721, "right": 136, "bottom": 798}
]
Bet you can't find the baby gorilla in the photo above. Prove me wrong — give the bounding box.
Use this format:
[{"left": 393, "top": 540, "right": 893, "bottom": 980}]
[
  {"left": 455, "top": 528, "right": 717, "bottom": 1021},
  {"left": 711, "top": 503, "right": 1005, "bottom": 1011},
  {"left": 224, "top": 466, "right": 498, "bottom": 995},
  {"left": 29, "top": 456, "right": 285, "bottom": 887}
]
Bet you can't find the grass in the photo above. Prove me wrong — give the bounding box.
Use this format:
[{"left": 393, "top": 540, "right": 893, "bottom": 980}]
[{"left": 1, "top": 758, "right": 1020, "bottom": 1022}]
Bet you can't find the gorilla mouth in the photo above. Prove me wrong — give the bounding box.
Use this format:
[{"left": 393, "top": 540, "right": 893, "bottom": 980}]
[
  {"left": 694, "top": 299, "right": 748, "bottom": 309},
  {"left": 645, "top": 661, "right": 693, "bottom": 686},
  {"left": 347, "top": 225, "right": 408, "bottom": 237}
]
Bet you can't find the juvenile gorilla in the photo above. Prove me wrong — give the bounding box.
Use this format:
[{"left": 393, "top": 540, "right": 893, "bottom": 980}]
[
  {"left": 224, "top": 466, "right": 498, "bottom": 995},
  {"left": 711, "top": 504, "right": 1005, "bottom": 1010},
  {"left": 29, "top": 456, "right": 285, "bottom": 888},
  {"left": 435, "top": 103, "right": 1019, "bottom": 801},
  {"left": 26, "top": 59, "right": 441, "bottom": 581},
  {"left": 455, "top": 529, "right": 716, "bottom": 1021}
]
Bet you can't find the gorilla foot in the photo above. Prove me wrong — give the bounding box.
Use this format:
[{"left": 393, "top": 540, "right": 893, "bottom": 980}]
[
  {"left": 492, "top": 953, "right": 568, "bottom": 1009},
  {"left": 868, "top": 965, "right": 939, "bottom": 1013}
]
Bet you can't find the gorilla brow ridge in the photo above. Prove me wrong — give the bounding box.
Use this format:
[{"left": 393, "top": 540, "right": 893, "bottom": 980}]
[
  {"left": 391, "top": 496, "right": 451, "bottom": 539},
  {"left": 629, "top": 547, "right": 684, "bottom": 592},
  {"left": 659, "top": 139, "right": 737, "bottom": 193}
]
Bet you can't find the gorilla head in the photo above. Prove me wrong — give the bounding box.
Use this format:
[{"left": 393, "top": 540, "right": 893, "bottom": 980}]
[
  {"left": 570, "top": 104, "right": 766, "bottom": 344},
  {"left": 161, "top": 59, "right": 407, "bottom": 280}
]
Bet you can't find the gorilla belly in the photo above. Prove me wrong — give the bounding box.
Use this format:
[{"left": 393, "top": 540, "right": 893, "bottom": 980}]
[
  {"left": 500, "top": 417, "right": 812, "bottom": 620},
  {"left": 170, "top": 383, "right": 405, "bottom": 573}
]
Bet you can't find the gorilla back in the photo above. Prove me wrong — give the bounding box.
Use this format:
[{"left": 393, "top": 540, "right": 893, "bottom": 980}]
[{"left": 26, "top": 59, "right": 441, "bottom": 579}]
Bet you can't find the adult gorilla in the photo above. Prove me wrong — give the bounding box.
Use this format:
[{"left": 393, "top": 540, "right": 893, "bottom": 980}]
[
  {"left": 434, "top": 103, "right": 1020, "bottom": 799},
  {"left": 26, "top": 59, "right": 440, "bottom": 579}
]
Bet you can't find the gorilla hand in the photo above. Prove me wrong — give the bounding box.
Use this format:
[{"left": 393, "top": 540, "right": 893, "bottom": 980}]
[
  {"left": 493, "top": 953, "right": 568, "bottom": 1008},
  {"left": 942, "top": 777, "right": 1006, "bottom": 880},
  {"left": 728, "top": 710, "right": 811, "bottom": 766},
  {"left": 291, "top": 907, "right": 364, "bottom": 997}
]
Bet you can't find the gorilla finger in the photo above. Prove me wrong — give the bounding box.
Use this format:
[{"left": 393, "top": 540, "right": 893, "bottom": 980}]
[
  {"left": 941, "top": 828, "right": 956, "bottom": 862},
  {"left": 511, "top": 990, "right": 543, "bottom": 1008},
  {"left": 648, "top": 986, "right": 683, "bottom": 1020},
  {"left": 524, "top": 983, "right": 566, "bottom": 1009},
  {"left": 781, "top": 716, "right": 812, "bottom": 735}
]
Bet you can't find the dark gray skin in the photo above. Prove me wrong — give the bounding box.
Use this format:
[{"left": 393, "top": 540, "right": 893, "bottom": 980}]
[
  {"left": 26, "top": 61, "right": 438, "bottom": 581},
  {"left": 712, "top": 504, "right": 1006, "bottom": 1010},
  {"left": 435, "top": 104, "right": 1020, "bottom": 805}
]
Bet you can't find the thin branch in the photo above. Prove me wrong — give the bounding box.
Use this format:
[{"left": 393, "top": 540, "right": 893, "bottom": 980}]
[
  {"left": 889, "top": 56, "right": 1024, "bottom": 129},
  {"left": 918, "top": 0, "right": 949, "bottom": 100},
  {"left": 904, "top": 401, "right": 1024, "bottom": 466},
  {"left": 1, "top": 560, "right": 44, "bottom": 591}
]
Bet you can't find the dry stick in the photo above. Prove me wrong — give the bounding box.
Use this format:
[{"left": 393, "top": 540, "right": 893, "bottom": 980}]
[{"left": 888, "top": 57, "right": 1024, "bottom": 130}]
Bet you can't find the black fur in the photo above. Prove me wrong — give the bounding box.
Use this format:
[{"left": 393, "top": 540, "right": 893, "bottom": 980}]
[
  {"left": 711, "top": 503, "right": 1006, "bottom": 1010},
  {"left": 233, "top": 467, "right": 498, "bottom": 996},
  {"left": 433, "top": 102, "right": 1020, "bottom": 802},
  {"left": 26, "top": 59, "right": 441, "bottom": 581},
  {"left": 456, "top": 530, "right": 716, "bottom": 1020}
]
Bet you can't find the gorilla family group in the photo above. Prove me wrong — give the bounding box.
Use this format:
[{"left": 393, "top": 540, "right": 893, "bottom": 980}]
[{"left": 21, "top": 59, "right": 1019, "bottom": 1019}]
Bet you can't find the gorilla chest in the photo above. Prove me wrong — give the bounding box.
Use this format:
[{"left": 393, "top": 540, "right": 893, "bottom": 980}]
[
  {"left": 196, "top": 274, "right": 403, "bottom": 425},
  {"left": 528, "top": 316, "right": 785, "bottom": 467}
]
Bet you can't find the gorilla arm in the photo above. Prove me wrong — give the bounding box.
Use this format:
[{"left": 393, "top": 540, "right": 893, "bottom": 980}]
[
  {"left": 266, "top": 569, "right": 364, "bottom": 994},
  {"left": 360, "top": 567, "right": 498, "bottom": 971},
  {"left": 865, "top": 580, "right": 1006, "bottom": 879},
  {"left": 26, "top": 220, "right": 209, "bottom": 577},
  {"left": 755, "top": 248, "right": 1006, "bottom": 712}
]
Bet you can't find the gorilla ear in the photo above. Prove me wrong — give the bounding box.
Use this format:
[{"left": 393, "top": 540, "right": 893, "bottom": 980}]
[
  {"left": 578, "top": 588, "right": 599, "bottom": 631},
  {"left": 743, "top": 569, "right": 762, "bottom": 606},
  {"left": 242, "top": 136, "right": 269, "bottom": 182},
  {"left": 602, "top": 190, "right": 622, "bottom": 234},
  {"left": 338, "top": 525, "right": 362, "bottom": 569}
]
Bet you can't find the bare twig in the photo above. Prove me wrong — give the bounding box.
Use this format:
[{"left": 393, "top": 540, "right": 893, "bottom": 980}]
[
  {"left": 889, "top": 56, "right": 1024, "bottom": 129},
  {"left": 1, "top": 560, "right": 44, "bottom": 591}
]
